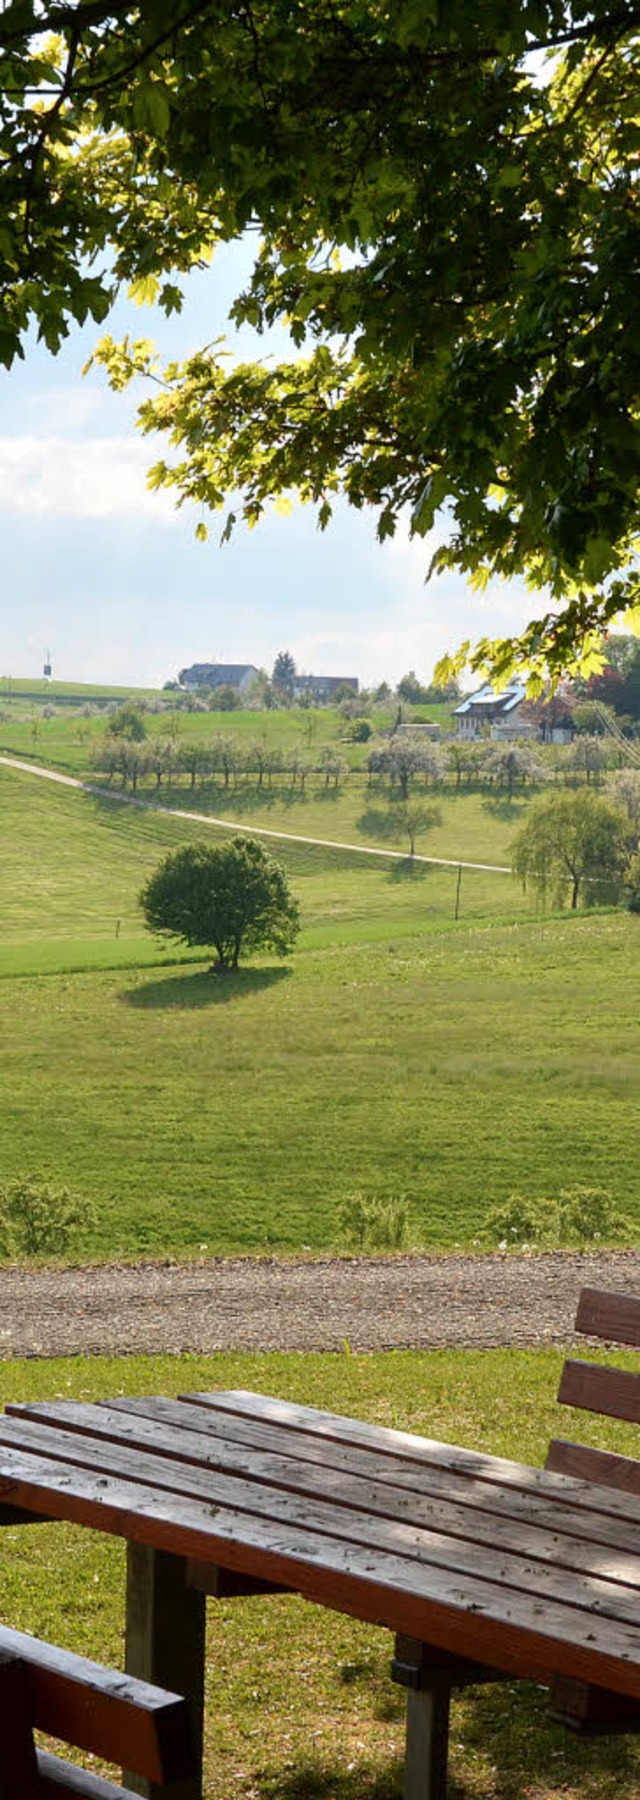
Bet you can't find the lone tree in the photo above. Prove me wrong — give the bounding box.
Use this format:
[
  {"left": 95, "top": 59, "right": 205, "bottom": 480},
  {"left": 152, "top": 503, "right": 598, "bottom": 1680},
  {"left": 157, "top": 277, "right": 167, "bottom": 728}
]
[
  {"left": 3, "top": 4, "right": 637, "bottom": 682},
  {"left": 140, "top": 838, "right": 300, "bottom": 970},
  {"left": 272, "top": 652, "right": 297, "bottom": 701},
  {"left": 512, "top": 790, "right": 631, "bottom": 911}
]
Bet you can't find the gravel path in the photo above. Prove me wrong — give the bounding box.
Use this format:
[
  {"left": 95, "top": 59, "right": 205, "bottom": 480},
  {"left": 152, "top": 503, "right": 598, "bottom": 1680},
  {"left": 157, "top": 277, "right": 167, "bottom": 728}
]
[{"left": 1, "top": 1248, "right": 640, "bottom": 1359}]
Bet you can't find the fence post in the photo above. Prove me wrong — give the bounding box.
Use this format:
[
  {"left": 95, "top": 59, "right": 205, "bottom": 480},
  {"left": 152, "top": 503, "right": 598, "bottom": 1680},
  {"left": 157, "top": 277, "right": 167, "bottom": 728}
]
[{"left": 454, "top": 864, "right": 463, "bottom": 920}]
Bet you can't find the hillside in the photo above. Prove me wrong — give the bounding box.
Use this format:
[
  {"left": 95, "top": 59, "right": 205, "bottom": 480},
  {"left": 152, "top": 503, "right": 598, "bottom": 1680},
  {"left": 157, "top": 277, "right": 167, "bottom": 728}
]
[{"left": 0, "top": 760, "right": 637, "bottom": 1260}]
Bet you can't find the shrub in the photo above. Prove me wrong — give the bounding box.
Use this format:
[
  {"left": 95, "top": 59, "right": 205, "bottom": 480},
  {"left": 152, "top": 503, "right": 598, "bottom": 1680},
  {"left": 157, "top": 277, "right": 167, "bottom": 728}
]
[
  {"left": 0, "top": 1180, "right": 96, "bottom": 1258},
  {"left": 343, "top": 718, "right": 374, "bottom": 742},
  {"left": 624, "top": 851, "right": 640, "bottom": 912},
  {"left": 338, "top": 1192, "right": 413, "bottom": 1251},
  {"left": 483, "top": 1186, "right": 630, "bottom": 1250}
]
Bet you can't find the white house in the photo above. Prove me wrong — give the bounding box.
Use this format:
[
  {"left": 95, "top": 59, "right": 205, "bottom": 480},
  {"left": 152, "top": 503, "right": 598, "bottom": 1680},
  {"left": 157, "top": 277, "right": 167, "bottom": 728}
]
[
  {"left": 454, "top": 681, "right": 574, "bottom": 743},
  {"left": 454, "top": 681, "right": 530, "bottom": 739}
]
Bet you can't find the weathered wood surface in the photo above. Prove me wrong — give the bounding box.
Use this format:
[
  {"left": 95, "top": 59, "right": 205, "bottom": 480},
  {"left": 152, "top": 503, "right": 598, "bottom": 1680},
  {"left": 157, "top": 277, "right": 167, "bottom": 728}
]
[
  {"left": 0, "top": 1652, "right": 41, "bottom": 1799},
  {"left": 557, "top": 1360, "right": 640, "bottom": 1425},
  {"left": 575, "top": 1287, "right": 640, "bottom": 1348},
  {"left": 546, "top": 1284, "right": 640, "bottom": 1737},
  {"left": 3, "top": 1392, "right": 640, "bottom": 1700},
  {"left": 37, "top": 1750, "right": 147, "bottom": 1798},
  {"left": 0, "top": 1625, "right": 193, "bottom": 1784},
  {"left": 546, "top": 1439, "right": 640, "bottom": 1494},
  {"left": 124, "top": 1545, "right": 205, "bottom": 1800}
]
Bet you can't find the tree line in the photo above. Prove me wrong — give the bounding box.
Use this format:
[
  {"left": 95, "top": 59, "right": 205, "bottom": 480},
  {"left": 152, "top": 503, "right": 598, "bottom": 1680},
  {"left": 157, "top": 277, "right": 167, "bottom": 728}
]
[{"left": 91, "top": 726, "right": 636, "bottom": 800}]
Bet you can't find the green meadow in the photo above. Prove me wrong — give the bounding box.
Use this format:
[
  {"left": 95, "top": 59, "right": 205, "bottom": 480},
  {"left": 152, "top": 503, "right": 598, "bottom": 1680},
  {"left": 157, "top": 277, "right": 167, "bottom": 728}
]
[
  {"left": 1, "top": 1347, "right": 636, "bottom": 1800},
  {"left": 0, "top": 758, "right": 638, "bottom": 1259}
]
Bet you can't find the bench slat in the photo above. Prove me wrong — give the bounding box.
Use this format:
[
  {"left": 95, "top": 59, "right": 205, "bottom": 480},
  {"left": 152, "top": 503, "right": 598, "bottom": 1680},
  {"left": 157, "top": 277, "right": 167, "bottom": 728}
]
[
  {"left": 558, "top": 1360, "right": 640, "bottom": 1425},
  {"left": 547, "top": 1440, "right": 640, "bottom": 1495},
  {"left": 37, "top": 1750, "right": 142, "bottom": 1799},
  {"left": 575, "top": 1288, "right": 640, "bottom": 1348},
  {"left": 4, "top": 1413, "right": 640, "bottom": 1625},
  {"left": 0, "top": 1627, "right": 192, "bottom": 1784}
]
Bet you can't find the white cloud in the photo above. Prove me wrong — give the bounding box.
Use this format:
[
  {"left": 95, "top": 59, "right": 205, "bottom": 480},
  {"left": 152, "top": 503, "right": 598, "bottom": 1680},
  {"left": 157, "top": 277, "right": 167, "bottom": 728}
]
[
  {"left": 291, "top": 522, "right": 541, "bottom": 687},
  {"left": 0, "top": 435, "right": 177, "bottom": 521}
]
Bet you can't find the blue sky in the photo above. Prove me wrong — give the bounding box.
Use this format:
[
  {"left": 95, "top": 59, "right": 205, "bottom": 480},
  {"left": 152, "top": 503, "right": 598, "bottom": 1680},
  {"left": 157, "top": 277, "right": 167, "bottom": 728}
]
[{"left": 0, "top": 241, "right": 535, "bottom": 691}]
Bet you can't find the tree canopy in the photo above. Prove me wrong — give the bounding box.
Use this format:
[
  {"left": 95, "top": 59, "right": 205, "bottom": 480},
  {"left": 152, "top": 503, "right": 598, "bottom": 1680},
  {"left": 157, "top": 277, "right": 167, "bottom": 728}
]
[
  {"left": 511, "top": 788, "right": 632, "bottom": 908},
  {"left": 139, "top": 836, "right": 300, "bottom": 968},
  {"left": 4, "top": 2, "right": 640, "bottom": 680}
]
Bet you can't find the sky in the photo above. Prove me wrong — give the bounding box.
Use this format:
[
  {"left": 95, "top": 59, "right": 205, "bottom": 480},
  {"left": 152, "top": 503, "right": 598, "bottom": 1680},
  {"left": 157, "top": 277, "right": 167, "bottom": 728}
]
[{"left": 0, "top": 239, "right": 536, "bottom": 692}]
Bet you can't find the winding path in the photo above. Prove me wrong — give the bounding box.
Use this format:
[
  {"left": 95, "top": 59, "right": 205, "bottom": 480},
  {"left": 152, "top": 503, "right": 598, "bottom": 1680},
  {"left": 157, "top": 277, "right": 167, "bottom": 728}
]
[{"left": 0, "top": 754, "right": 512, "bottom": 874}]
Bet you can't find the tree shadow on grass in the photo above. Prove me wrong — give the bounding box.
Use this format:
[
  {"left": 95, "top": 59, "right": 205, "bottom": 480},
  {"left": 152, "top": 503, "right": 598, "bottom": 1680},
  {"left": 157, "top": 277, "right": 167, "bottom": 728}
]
[
  {"left": 253, "top": 1685, "right": 640, "bottom": 1800},
  {"left": 122, "top": 965, "right": 292, "bottom": 1009},
  {"left": 386, "top": 856, "right": 432, "bottom": 883},
  {"left": 481, "top": 794, "right": 529, "bottom": 821},
  {"left": 356, "top": 807, "right": 404, "bottom": 848},
  {"left": 253, "top": 1754, "right": 402, "bottom": 1800},
  {"left": 456, "top": 1679, "right": 640, "bottom": 1798}
]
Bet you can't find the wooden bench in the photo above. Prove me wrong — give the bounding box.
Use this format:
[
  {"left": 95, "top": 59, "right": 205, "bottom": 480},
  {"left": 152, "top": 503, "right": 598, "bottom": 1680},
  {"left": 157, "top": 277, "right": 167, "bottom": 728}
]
[
  {"left": 391, "top": 1282, "right": 640, "bottom": 1799},
  {"left": 546, "top": 1283, "right": 640, "bottom": 1736},
  {"left": 0, "top": 1623, "right": 195, "bottom": 1799}
]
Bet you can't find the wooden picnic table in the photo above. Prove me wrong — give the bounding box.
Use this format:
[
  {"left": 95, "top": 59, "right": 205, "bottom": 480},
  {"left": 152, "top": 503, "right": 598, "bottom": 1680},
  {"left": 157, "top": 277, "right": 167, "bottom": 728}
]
[{"left": 0, "top": 1386, "right": 639, "bottom": 1799}]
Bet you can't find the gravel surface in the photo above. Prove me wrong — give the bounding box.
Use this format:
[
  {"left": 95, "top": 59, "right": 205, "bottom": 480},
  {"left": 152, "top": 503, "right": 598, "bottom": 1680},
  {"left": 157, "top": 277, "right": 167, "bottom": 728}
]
[{"left": 1, "top": 1248, "right": 640, "bottom": 1358}]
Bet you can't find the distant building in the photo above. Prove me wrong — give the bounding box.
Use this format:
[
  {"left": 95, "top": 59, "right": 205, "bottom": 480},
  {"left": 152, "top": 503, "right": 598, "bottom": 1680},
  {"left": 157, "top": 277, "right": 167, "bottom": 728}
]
[
  {"left": 178, "top": 662, "right": 259, "bottom": 695},
  {"left": 292, "top": 674, "right": 359, "bottom": 702},
  {"left": 395, "top": 721, "right": 441, "bottom": 741},
  {"left": 454, "top": 681, "right": 574, "bottom": 744}
]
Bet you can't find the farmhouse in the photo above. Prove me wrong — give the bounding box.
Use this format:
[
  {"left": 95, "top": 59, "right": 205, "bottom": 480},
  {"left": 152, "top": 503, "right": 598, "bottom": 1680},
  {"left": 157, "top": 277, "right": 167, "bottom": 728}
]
[
  {"left": 178, "top": 662, "right": 260, "bottom": 695},
  {"left": 292, "top": 674, "right": 359, "bottom": 701},
  {"left": 454, "top": 681, "right": 574, "bottom": 743}
]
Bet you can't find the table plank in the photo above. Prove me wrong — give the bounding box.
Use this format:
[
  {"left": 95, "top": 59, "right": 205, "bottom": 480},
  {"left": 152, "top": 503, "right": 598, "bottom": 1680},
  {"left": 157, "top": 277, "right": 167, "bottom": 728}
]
[
  {"left": 180, "top": 1391, "right": 640, "bottom": 1526},
  {"left": 1, "top": 1443, "right": 640, "bottom": 1699},
  {"left": 5, "top": 1403, "right": 640, "bottom": 1582},
  {"left": 39, "top": 1392, "right": 640, "bottom": 1546},
  {"left": 1, "top": 1420, "right": 640, "bottom": 1639}
]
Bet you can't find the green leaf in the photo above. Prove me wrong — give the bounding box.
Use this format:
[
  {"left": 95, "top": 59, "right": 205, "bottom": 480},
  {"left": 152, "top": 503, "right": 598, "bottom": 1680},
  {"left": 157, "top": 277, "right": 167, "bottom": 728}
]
[
  {"left": 129, "top": 274, "right": 161, "bottom": 307},
  {"left": 133, "top": 81, "right": 171, "bottom": 137}
]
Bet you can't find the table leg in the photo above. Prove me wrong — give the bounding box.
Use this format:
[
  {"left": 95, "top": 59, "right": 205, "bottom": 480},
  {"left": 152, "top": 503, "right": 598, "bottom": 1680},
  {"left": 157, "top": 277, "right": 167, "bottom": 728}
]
[
  {"left": 124, "top": 1544, "right": 206, "bottom": 1800},
  {"left": 403, "top": 1685, "right": 450, "bottom": 1800}
]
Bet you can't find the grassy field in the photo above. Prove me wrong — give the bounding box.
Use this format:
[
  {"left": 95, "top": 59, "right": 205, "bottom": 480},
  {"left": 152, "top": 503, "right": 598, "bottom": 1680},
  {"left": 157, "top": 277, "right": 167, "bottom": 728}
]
[
  {"left": 0, "top": 764, "right": 517, "bottom": 947},
  {"left": 0, "top": 763, "right": 637, "bottom": 1258},
  {"left": 0, "top": 1346, "right": 636, "bottom": 1800},
  {"left": 0, "top": 695, "right": 452, "bottom": 775}
]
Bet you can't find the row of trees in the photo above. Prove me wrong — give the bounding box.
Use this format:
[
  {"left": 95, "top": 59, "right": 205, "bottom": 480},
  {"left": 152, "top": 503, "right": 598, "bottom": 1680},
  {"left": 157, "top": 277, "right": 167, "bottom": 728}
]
[
  {"left": 92, "top": 734, "right": 349, "bottom": 793},
  {"left": 92, "top": 729, "right": 640, "bottom": 799}
]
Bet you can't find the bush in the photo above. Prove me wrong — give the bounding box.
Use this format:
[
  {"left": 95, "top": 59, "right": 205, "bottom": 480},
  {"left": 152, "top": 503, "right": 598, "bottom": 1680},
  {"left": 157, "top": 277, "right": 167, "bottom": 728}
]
[
  {"left": 0, "top": 1180, "right": 96, "bottom": 1258},
  {"left": 343, "top": 718, "right": 373, "bottom": 742},
  {"left": 624, "top": 851, "right": 640, "bottom": 912},
  {"left": 483, "top": 1186, "right": 630, "bottom": 1250},
  {"left": 337, "top": 1192, "right": 413, "bottom": 1251}
]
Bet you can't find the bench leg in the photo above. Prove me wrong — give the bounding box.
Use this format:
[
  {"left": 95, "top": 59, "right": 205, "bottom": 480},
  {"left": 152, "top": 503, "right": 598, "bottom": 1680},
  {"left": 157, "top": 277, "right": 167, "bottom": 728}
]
[
  {"left": 124, "top": 1544, "right": 206, "bottom": 1800},
  {"left": 403, "top": 1685, "right": 451, "bottom": 1800},
  {"left": 0, "top": 1654, "right": 41, "bottom": 1799}
]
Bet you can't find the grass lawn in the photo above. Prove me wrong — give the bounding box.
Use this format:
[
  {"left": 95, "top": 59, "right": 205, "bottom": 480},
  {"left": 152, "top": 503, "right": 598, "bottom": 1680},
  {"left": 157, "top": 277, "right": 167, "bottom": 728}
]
[
  {"left": 1, "top": 760, "right": 638, "bottom": 1260},
  {"left": 0, "top": 1346, "right": 636, "bottom": 1800},
  {"left": 0, "top": 762, "right": 523, "bottom": 948},
  {"left": 0, "top": 908, "right": 637, "bottom": 1255}
]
